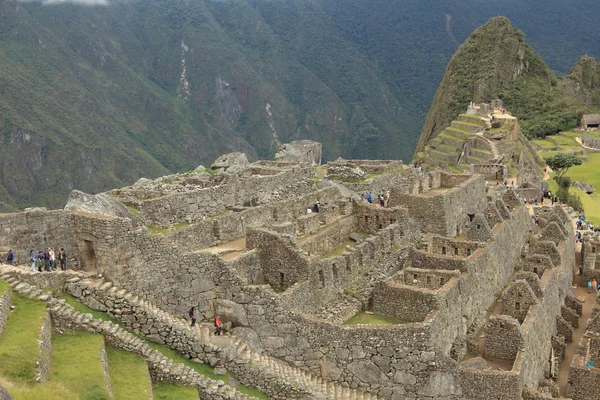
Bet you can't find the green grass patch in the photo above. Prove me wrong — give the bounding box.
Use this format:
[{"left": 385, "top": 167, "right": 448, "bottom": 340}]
[
  {"left": 343, "top": 312, "right": 406, "bottom": 325},
  {"left": 236, "top": 384, "right": 268, "bottom": 399},
  {"left": 532, "top": 139, "right": 556, "bottom": 149},
  {"left": 147, "top": 224, "right": 170, "bottom": 236},
  {"left": 0, "top": 293, "right": 48, "bottom": 384},
  {"left": 152, "top": 383, "right": 199, "bottom": 399},
  {"left": 106, "top": 345, "right": 153, "bottom": 400},
  {"left": 559, "top": 131, "right": 581, "bottom": 138},
  {"left": 0, "top": 279, "right": 9, "bottom": 295},
  {"left": 127, "top": 205, "right": 140, "bottom": 216},
  {"left": 51, "top": 332, "right": 112, "bottom": 400},
  {"left": 0, "top": 378, "right": 78, "bottom": 400},
  {"left": 322, "top": 240, "right": 355, "bottom": 258},
  {"left": 173, "top": 222, "right": 192, "bottom": 230}
]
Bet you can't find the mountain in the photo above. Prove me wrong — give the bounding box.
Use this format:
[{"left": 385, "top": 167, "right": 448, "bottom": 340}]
[
  {"left": 1, "top": 0, "right": 600, "bottom": 211},
  {"left": 416, "top": 17, "right": 600, "bottom": 156}
]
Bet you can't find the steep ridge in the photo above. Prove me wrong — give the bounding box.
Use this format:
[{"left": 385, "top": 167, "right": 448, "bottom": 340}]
[{"left": 416, "top": 17, "right": 553, "bottom": 154}]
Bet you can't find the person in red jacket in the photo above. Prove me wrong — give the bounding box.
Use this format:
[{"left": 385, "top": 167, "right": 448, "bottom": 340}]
[{"left": 214, "top": 315, "right": 222, "bottom": 336}]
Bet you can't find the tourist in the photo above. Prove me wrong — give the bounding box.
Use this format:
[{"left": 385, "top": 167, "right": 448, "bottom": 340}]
[
  {"left": 6, "top": 249, "right": 14, "bottom": 266},
  {"left": 588, "top": 279, "right": 593, "bottom": 293},
  {"left": 35, "top": 254, "right": 43, "bottom": 273},
  {"left": 49, "top": 248, "right": 56, "bottom": 271},
  {"left": 29, "top": 250, "right": 36, "bottom": 272},
  {"left": 43, "top": 248, "right": 50, "bottom": 271},
  {"left": 314, "top": 201, "right": 321, "bottom": 213},
  {"left": 360, "top": 193, "right": 365, "bottom": 202},
  {"left": 214, "top": 315, "right": 222, "bottom": 336},
  {"left": 58, "top": 248, "right": 67, "bottom": 271},
  {"left": 306, "top": 207, "right": 312, "bottom": 214},
  {"left": 189, "top": 307, "right": 196, "bottom": 328},
  {"left": 367, "top": 192, "right": 373, "bottom": 204},
  {"left": 593, "top": 279, "right": 598, "bottom": 293}
]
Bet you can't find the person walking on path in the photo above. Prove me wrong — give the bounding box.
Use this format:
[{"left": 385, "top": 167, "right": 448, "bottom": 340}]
[
  {"left": 214, "top": 315, "right": 222, "bottom": 336},
  {"left": 588, "top": 279, "right": 593, "bottom": 293},
  {"left": 188, "top": 307, "right": 196, "bottom": 328},
  {"left": 43, "top": 248, "right": 50, "bottom": 271},
  {"left": 35, "top": 255, "right": 43, "bottom": 273},
  {"left": 29, "top": 250, "right": 36, "bottom": 272},
  {"left": 58, "top": 248, "right": 68, "bottom": 271},
  {"left": 7, "top": 250, "right": 14, "bottom": 266},
  {"left": 593, "top": 279, "right": 598, "bottom": 293}
]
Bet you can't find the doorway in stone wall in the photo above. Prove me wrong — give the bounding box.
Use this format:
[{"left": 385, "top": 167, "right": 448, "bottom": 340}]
[{"left": 82, "top": 239, "right": 97, "bottom": 273}]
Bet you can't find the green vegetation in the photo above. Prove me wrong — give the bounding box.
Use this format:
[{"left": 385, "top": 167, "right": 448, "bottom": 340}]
[
  {"left": 147, "top": 224, "right": 171, "bottom": 236},
  {"left": 0, "top": 379, "right": 77, "bottom": 400},
  {"left": 50, "top": 332, "right": 112, "bottom": 400},
  {"left": 0, "top": 293, "right": 48, "bottom": 384},
  {"left": 343, "top": 312, "right": 406, "bottom": 325},
  {"left": 106, "top": 346, "right": 153, "bottom": 400},
  {"left": 58, "top": 293, "right": 120, "bottom": 324},
  {"left": 127, "top": 205, "right": 140, "bottom": 217},
  {"left": 322, "top": 240, "right": 356, "bottom": 258},
  {"left": 152, "top": 383, "right": 199, "bottom": 400},
  {"left": 0, "top": 279, "right": 9, "bottom": 295}
]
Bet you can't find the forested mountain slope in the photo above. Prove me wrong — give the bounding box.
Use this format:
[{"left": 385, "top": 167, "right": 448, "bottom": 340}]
[{"left": 1, "top": 0, "right": 600, "bottom": 210}]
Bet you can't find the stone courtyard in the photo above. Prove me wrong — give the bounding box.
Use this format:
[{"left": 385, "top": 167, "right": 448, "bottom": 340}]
[{"left": 0, "top": 139, "right": 598, "bottom": 400}]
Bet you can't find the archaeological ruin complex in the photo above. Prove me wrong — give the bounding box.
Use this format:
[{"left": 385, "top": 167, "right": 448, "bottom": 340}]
[{"left": 0, "top": 135, "right": 598, "bottom": 399}]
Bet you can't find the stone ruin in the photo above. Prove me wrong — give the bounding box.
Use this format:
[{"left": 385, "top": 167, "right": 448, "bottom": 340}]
[
  {"left": 274, "top": 140, "right": 322, "bottom": 165},
  {"left": 0, "top": 144, "right": 593, "bottom": 399}
]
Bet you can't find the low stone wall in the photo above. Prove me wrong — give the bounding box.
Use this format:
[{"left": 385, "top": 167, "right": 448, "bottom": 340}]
[
  {"left": 0, "top": 385, "right": 14, "bottom": 400},
  {"left": 428, "top": 236, "right": 483, "bottom": 257},
  {"left": 0, "top": 288, "right": 11, "bottom": 337},
  {"left": 582, "top": 134, "right": 600, "bottom": 150},
  {"left": 36, "top": 310, "right": 52, "bottom": 383},
  {"left": 458, "top": 368, "right": 521, "bottom": 400}
]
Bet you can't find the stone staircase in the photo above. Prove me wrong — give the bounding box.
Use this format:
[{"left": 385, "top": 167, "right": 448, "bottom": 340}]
[
  {"left": 0, "top": 271, "right": 247, "bottom": 400},
  {"left": 71, "top": 277, "right": 381, "bottom": 400}
]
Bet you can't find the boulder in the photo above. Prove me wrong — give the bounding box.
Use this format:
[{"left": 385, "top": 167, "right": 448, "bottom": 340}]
[
  {"left": 194, "top": 165, "right": 206, "bottom": 171},
  {"left": 327, "top": 165, "right": 366, "bottom": 181},
  {"left": 64, "top": 190, "right": 132, "bottom": 219},
  {"left": 347, "top": 360, "right": 388, "bottom": 383},
  {"left": 133, "top": 177, "right": 152, "bottom": 187},
  {"left": 211, "top": 152, "right": 249, "bottom": 171},
  {"left": 232, "top": 327, "right": 263, "bottom": 353},
  {"left": 214, "top": 299, "right": 248, "bottom": 327},
  {"left": 573, "top": 181, "right": 593, "bottom": 194},
  {"left": 275, "top": 140, "right": 322, "bottom": 165}
]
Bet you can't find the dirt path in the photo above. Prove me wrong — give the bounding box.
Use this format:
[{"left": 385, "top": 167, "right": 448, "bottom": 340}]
[{"left": 576, "top": 136, "right": 599, "bottom": 151}]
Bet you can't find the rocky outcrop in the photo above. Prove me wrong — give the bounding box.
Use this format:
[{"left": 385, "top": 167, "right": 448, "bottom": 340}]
[
  {"left": 275, "top": 141, "right": 322, "bottom": 165},
  {"left": 0, "top": 385, "right": 14, "bottom": 400},
  {"left": 211, "top": 152, "right": 249, "bottom": 172},
  {"left": 214, "top": 299, "right": 249, "bottom": 327},
  {"left": 64, "top": 190, "right": 132, "bottom": 219},
  {"left": 573, "top": 181, "right": 593, "bottom": 194}
]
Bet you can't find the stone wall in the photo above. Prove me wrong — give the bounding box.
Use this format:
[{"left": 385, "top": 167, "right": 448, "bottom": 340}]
[
  {"left": 135, "top": 169, "right": 316, "bottom": 225},
  {"left": 401, "top": 267, "right": 460, "bottom": 290},
  {"left": 36, "top": 310, "right": 52, "bottom": 383},
  {"left": 502, "top": 280, "right": 539, "bottom": 323},
  {"left": 582, "top": 134, "right": 600, "bottom": 150},
  {"left": 484, "top": 315, "right": 523, "bottom": 360},
  {"left": 354, "top": 204, "right": 408, "bottom": 234},
  {"left": 372, "top": 280, "right": 440, "bottom": 322},
  {"left": 567, "top": 357, "right": 600, "bottom": 400},
  {"left": 428, "top": 236, "right": 483, "bottom": 258},
  {"left": 390, "top": 174, "right": 487, "bottom": 236},
  {"left": 0, "top": 288, "right": 11, "bottom": 337},
  {"left": 458, "top": 368, "right": 521, "bottom": 400}
]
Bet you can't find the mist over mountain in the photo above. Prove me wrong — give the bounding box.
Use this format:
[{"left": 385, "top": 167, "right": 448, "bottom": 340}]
[{"left": 1, "top": 0, "right": 599, "bottom": 210}]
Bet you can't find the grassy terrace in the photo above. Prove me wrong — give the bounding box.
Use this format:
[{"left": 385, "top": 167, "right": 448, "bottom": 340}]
[
  {"left": 0, "top": 293, "right": 47, "bottom": 385},
  {"left": 153, "top": 383, "right": 199, "bottom": 399},
  {"left": 343, "top": 312, "right": 406, "bottom": 325},
  {"left": 51, "top": 332, "right": 112, "bottom": 400},
  {"left": 106, "top": 345, "right": 153, "bottom": 400},
  {"left": 58, "top": 293, "right": 267, "bottom": 399}
]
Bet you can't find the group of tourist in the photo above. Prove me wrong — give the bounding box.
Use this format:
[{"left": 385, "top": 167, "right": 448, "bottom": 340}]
[
  {"left": 28, "top": 248, "right": 68, "bottom": 272},
  {"left": 360, "top": 191, "right": 390, "bottom": 208},
  {"left": 587, "top": 278, "right": 599, "bottom": 293}
]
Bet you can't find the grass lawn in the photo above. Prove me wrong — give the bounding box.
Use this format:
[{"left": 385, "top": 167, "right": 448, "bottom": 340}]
[
  {"left": 343, "top": 312, "right": 406, "bottom": 325},
  {"left": 532, "top": 139, "right": 556, "bottom": 149},
  {"left": 0, "top": 377, "right": 77, "bottom": 400},
  {"left": 0, "top": 293, "right": 47, "bottom": 384},
  {"left": 152, "top": 383, "right": 198, "bottom": 399},
  {"left": 0, "top": 279, "right": 9, "bottom": 294},
  {"left": 547, "top": 135, "right": 579, "bottom": 146},
  {"left": 50, "top": 332, "right": 112, "bottom": 400},
  {"left": 106, "top": 345, "right": 153, "bottom": 400},
  {"left": 559, "top": 131, "right": 581, "bottom": 138}
]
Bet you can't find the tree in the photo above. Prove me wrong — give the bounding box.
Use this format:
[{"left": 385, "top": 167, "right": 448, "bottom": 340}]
[{"left": 545, "top": 153, "right": 582, "bottom": 180}]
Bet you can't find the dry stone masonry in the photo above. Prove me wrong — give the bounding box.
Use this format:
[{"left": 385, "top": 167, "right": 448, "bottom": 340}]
[{"left": 0, "top": 145, "right": 588, "bottom": 399}]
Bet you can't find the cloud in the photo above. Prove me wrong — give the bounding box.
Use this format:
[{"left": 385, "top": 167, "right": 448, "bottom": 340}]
[{"left": 19, "top": 0, "right": 110, "bottom": 5}]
